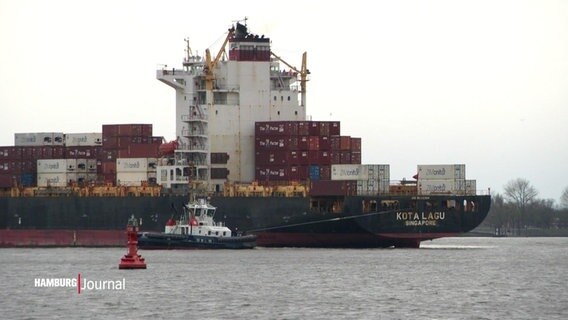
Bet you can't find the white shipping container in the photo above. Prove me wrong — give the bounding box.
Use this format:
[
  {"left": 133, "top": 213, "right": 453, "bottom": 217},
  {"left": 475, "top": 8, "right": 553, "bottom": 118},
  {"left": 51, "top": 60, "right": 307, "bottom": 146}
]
[
  {"left": 64, "top": 133, "right": 103, "bottom": 146},
  {"left": 417, "top": 164, "right": 466, "bottom": 180},
  {"left": 117, "top": 158, "right": 147, "bottom": 172},
  {"left": 76, "top": 159, "right": 87, "bottom": 172},
  {"left": 331, "top": 164, "right": 369, "bottom": 181},
  {"left": 357, "top": 179, "right": 390, "bottom": 195},
  {"left": 37, "top": 173, "right": 75, "bottom": 187},
  {"left": 37, "top": 159, "right": 80, "bottom": 173},
  {"left": 117, "top": 172, "right": 151, "bottom": 186},
  {"left": 418, "top": 179, "right": 465, "bottom": 195},
  {"left": 87, "top": 159, "right": 97, "bottom": 172},
  {"left": 465, "top": 180, "right": 476, "bottom": 195},
  {"left": 15, "top": 132, "right": 64, "bottom": 146},
  {"left": 366, "top": 164, "right": 390, "bottom": 181}
]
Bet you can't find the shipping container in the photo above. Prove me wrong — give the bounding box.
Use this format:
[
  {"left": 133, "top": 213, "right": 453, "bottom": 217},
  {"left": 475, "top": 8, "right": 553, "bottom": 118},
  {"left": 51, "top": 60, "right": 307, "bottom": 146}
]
[
  {"left": 350, "top": 137, "right": 361, "bottom": 152},
  {"left": 255, "top": 137, "right": 297, "bottom": 150},
  {"left": 66, "top": 146, "right": 101, "bottom": 159},
  {"left": 418, "top": 179, "right": 465, "bottom": 195},
  {"left": 297, "top": 121, "right": 310, "bottom": 135},
  {"left": 102, "top": 124, "right": 153, "bottom": 137},
  {"left": 37, "top": 159, "right": 79, "bottom": 173},
  {"left": 309, "top": 165, "right": 320, "bottom": 181},
  {"left": 339, "top": 136, "right": 351, "bottom": 150},
  {"left": 356, "top": 179, "right": 390, "bottom": 195},
  {"left": 116, "top": 172, "right": 151, "bottom": 186},
  {"left": 309, "top": 180, "right": 357, "bottom": 196},
  {"left": 329, "top": 121, "right": 340, "bottom": 136},
  {"left": 0, "top": 174, "right": 14, "bottom": 187},
  {"left": 255, "top": 121, "right": 297, "bottom": 136},
  {"left": 331, "top": 164, "right": 369, "bottom": 180},
  {"left": 308, "top": 136, "right": 320, "bottom": 150},
  {"left": 15, "top": 132, "right": 64, "bottom": 146},
  {"left": 64, "top": 133, "right": 103, "bottom": 146},
  {"left": 339, "top": 151, "right": 352, "bottom": 164},
  {"left": 37, "top": 172, "right": 73, "bottom": 187},
  {"left": 319, "top": 136, "right": 331, "bottom": 150},
  {"left": 297, "top": 136, "right": 309, "bottom": 150},
  {"left": 116, "top": 158, "right": 157, "bottom": 173},
  {"left": 350, "top": 152, "right": 361, "bottom": 164},
  {"left": 417, "top": 164, "right": 466, "bottom": 180},
  {"left": 0, "top": 147, "right": 22, "bottom": 160},
  {"left": 465, "top": 180, "right": 477, "bottom": 195},
  {"left": 319, "top": 165, "right": 331, "bottom": 180}
]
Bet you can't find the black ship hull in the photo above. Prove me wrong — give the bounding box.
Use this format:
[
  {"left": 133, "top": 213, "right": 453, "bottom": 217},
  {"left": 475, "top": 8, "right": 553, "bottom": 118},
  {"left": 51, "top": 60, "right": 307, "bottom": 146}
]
[
  {"left": 0, "top": 194, "right": 490, "bottom": 248},
  {"left": 137, "top": 232, "right": 257, "bottom": 249}
]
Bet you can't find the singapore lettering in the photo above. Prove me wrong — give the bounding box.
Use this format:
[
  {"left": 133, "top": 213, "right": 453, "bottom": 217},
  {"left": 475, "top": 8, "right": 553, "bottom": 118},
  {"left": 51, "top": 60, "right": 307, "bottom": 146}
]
[{"left": 396, "top": 211, "right": 446, "bottom": 227}]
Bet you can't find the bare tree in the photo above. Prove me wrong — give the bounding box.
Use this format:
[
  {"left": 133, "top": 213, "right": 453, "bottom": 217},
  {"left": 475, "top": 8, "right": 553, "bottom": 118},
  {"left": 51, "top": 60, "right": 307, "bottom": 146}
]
[
  {"left": 561, "top": 186, "right": 568, "bottom": 209},
  {"left": 504, "top": 178, "right": 538, "bottom": 235}
]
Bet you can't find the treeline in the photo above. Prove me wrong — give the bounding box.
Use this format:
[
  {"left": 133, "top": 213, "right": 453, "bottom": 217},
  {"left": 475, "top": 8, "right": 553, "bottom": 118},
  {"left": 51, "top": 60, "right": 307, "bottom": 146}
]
[{"left": 481, "top": 178, "right": 568, "bottom": 235}]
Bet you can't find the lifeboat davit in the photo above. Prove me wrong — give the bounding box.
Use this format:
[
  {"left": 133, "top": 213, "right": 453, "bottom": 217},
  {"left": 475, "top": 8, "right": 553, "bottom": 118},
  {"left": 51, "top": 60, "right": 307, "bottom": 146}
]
[{"left": 159, "top": 140, "right": 178, "bottom": 156}]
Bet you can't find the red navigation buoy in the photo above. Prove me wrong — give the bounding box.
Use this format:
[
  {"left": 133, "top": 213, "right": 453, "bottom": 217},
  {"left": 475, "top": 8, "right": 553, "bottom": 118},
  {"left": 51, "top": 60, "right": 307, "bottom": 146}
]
[{"left": 119, "top": 216, "right": 147, "bottom": 269}]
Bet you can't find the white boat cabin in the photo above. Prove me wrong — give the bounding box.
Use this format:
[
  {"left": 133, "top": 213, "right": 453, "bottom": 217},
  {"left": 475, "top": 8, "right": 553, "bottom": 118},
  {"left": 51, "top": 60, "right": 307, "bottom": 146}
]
[{"left": 164, "top": 199, "right": 232, "bottom": 237}]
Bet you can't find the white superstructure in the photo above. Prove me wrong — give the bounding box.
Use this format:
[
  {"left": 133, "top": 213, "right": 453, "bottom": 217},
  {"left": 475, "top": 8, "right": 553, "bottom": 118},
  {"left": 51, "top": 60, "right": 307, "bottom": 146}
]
[{"left": 156, "top": 22, "right": 306, "bottom": 193}]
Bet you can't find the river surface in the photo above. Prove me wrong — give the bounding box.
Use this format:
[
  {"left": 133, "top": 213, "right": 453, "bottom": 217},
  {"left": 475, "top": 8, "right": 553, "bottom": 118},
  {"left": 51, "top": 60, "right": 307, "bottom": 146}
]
[{"left": 1, "top": 237, "right": 566, "bottom": 319}]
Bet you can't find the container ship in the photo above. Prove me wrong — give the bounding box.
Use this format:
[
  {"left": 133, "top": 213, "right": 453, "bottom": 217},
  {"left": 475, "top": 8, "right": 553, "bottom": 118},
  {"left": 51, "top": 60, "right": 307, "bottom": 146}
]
[{"left": 0, "top": 21, "right": 490, "bottom": 248}]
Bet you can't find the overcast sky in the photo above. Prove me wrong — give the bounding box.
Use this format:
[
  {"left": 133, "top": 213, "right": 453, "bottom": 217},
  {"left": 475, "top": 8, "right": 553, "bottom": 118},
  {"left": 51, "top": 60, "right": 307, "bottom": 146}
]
[{"left": 1, "top": 0, "right": 567, "bottom": 202}]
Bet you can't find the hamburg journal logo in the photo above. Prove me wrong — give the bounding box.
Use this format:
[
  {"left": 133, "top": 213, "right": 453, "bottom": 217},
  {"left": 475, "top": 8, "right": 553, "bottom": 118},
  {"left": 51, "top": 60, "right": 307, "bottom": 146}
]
[{"left": 34, "top": 274, "right": 126, "bottom": 294}]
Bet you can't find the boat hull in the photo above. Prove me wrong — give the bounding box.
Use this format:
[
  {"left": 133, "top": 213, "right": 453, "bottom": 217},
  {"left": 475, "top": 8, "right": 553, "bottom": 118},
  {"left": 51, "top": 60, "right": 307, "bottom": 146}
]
[
  {"left": 0, "top": 194, "right": 490, "bottom": 248},
  {"left": 137, "top": 232, "right": 257, "bottom": 249}
]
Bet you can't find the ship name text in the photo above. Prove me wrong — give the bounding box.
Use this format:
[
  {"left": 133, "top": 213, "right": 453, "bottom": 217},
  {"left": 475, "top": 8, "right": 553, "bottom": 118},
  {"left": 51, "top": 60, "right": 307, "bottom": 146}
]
[{"left": 396, "top": 211, "right": 446, "bottom": 226}]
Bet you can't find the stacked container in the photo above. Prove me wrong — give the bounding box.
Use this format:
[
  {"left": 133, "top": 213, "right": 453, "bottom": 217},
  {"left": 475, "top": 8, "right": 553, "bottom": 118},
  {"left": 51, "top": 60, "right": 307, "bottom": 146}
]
[
  {"left": 417, "top": 164, "right": 468, "bottom": 195},
  {"left": 116, "top": 158, "right": 157, "bottom": 186},
  {"left": 101, "top": 124, "right": 161, "bottom": 184},
  {"left": 254, "top": 120, "right": 360, "bottom": 183},
  {"left": 331, "top": 164, "right": 390, "bottom": 195}
]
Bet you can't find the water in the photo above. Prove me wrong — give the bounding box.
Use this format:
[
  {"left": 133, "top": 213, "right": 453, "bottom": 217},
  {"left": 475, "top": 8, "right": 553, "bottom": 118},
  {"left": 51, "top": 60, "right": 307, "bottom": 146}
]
[{"left": 1, "top": 237, "right": 567, "bottom": 319}]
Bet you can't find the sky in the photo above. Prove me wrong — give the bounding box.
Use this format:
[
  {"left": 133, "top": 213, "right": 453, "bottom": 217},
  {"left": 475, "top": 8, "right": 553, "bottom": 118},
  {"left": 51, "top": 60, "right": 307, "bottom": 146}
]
[{"left": 1, "top": 0, "right": 567, "bottom": 203}]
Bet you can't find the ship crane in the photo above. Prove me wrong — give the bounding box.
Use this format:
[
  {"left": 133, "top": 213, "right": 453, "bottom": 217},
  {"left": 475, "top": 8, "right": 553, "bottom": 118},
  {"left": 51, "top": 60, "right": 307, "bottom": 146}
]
[
  {"left": 204, "top": 27, "right": 235, "bottom": 94},
  {"left": 270, "top": 51, "right": 310, "bottom": 108}
]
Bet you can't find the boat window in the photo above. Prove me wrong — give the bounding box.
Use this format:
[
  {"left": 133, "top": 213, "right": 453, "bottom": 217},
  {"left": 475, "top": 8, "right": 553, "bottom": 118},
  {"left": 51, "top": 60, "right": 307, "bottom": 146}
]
[
  {"left": 446, "top": 200, "right": 456, "bottom": 209},
  {"left": 216, "top": 231, "right": 219, "bottom": 235},
  {"left": 223, "top": 232, "right": 226, "bottom": 236}
]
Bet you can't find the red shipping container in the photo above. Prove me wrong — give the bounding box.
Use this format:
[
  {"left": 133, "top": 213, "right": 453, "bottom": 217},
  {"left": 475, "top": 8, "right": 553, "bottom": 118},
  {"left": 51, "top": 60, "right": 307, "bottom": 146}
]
[
  {"left": 330, "top": 151, "right": 341, "bottom": 164},
  {"left": 319, "top": 151, "right": 331, "bottom": 165},
  {"left": 297, "top": 136, "right": 309, "bottom": 150},
  {"left": 340, "top": 151, "right": 352, "bottom": 164},
  {"left": 255, "top": 137, "right": 295, "bottom": 150},
  {"left": 308, "top": 136, "right": 320, "bottom": 150},
  {"left": 0, "top": 174, "right": 15, "bottom": 187},
  {"left": 101, "top": 161, "right": 116, "bottom": 175},
  {"left": 99, "top": 149, "right": 118, "bottom": 162},
  {"left": 320, "top": 165, "right": 331, "bottom": 180},
  {"left": 297, "top": 121, "right": 310, "bottom": 136},
  {"left": 309, "top": 180, "right": 357, "bottom": 196},
  {"left": 308, "top": 151, "right": 319, "bottom": 164},
  {"left": 351, "top": 152, "right": 362, "bottom": 164},
  {"left": 255, "top": 121, "right": 296, "bottom": 136},
  {"left": 308, "top": 121, "right": 321, "bottom": 136},
  {"left": 255, "top": 166, "right": 290, "bottom": 181},
  {"left": 340, "top": 136, "right": 351, "bottom": 150},
  {"left": 319, "top": 136, "right": 331, "bottom": 150},
  {"left": 350, "top": 137, "right": 362, "bottom": 152},
  {"left": 66, "top": 146, "right": 99, "bottom": 159},
  {"left": 0, "top": 147, "right": 22, "bottom": 160},
  {"left": 330, "top": 136, "right": 340, "bottom": 151},
  {"left": 329, "top": 121, "right": 341, "bottom": 136},
  {"left": 297, "top": 151, "right": 309, "bottom": 165}
]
